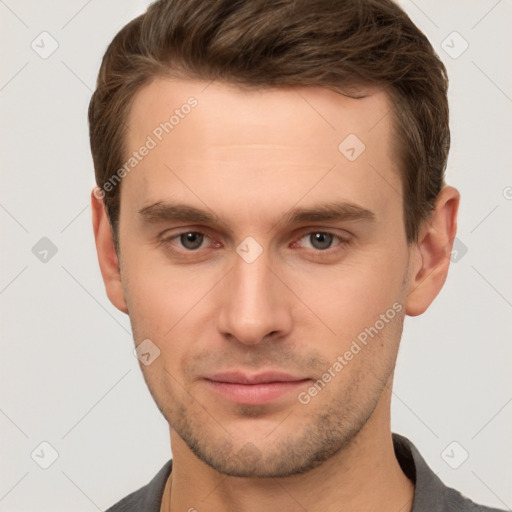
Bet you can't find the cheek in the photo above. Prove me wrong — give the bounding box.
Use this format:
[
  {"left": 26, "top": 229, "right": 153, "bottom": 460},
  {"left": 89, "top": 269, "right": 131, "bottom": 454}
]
[
  {"left": 121, "top": 250, "right": 223, "bottom": 374},
  {"left": 283, "top": 247, "right": 407, "bottom": 337},
  {"left": 122, "top": 242, "right": 202, "bottom": 311}
]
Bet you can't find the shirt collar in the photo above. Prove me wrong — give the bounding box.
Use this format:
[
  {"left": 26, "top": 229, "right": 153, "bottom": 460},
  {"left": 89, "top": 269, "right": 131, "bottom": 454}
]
[{"left": 392, "top": 432, "right": 447, "bottom": 511}]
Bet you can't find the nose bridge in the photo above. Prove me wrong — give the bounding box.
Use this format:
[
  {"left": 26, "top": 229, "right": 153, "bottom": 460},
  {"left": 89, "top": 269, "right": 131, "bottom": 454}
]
[{"left": 216, "top": 243, "right": 291, "bottom": 345}]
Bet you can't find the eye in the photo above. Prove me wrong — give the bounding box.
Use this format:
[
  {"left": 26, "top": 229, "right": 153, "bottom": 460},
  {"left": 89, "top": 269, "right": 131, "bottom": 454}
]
[
  {"left": 295, "top": 231, "right": 348, "bottom": 251},
  {"left": 169, "top": 231, "right": 209, "bottom": 250}
]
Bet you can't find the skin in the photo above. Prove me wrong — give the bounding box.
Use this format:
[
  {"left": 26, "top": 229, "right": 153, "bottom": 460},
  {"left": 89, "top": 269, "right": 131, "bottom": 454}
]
[{"left": 92, "top": 78, "right": 459, "bottom": 512}]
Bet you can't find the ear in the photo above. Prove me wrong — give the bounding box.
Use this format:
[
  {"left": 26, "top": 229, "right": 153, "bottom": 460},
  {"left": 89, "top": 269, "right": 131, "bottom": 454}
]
[
  {"left": 91, "top": 188, "right": 129, "bottom": 314},
  {"left": 405, "top": 185, "right": 460, "bottom": 316}
]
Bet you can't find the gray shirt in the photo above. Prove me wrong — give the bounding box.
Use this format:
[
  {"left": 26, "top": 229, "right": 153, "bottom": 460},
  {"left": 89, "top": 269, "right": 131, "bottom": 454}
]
[{"left": 105, "top": 433, "right": 505, "bottom": 511}]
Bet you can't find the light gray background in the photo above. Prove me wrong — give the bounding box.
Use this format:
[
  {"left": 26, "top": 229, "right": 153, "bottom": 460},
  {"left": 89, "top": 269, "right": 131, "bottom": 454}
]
[{"left": 1, "top": 1, "right": 511, "bottom": 511}]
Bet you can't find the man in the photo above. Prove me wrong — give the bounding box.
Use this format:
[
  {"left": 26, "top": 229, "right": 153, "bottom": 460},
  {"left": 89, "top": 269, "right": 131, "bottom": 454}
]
[{"left": 88, "top": 0, "right": 504, "bottom": 511}]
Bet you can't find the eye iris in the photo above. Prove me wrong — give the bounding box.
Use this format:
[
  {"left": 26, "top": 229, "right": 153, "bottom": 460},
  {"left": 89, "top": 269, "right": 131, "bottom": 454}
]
[
  {"left": 310, "top": 232, "right": 333, "bottom": 250},
  {"left": 180, "top": 232, "right": 203, "bottom": 250}
]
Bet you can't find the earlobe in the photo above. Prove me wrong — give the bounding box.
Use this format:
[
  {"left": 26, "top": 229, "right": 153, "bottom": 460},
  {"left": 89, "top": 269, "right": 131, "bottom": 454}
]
[
  {"left": 91, "top": 188, "right": 129, "bottom": 314},
  {"left": 405, "top": 186, "right": 460, "bottom": 317}
]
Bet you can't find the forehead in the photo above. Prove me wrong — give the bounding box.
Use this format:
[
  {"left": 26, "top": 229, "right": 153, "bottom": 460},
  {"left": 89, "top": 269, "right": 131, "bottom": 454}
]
[
  {"left": 126, "top": 77, "right": 393, "bottom": 150},
  {"left": 122, "top": 77, "right": 400, "bottom": 225}
]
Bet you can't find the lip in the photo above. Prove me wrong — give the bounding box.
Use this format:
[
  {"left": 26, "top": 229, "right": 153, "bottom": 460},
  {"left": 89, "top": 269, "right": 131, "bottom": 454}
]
[
  {"left": 205, "top": 371, "right": 307, "bottom": 384},
  {"left": 203, "top": 371, "right": 311, "bottom": 405}
]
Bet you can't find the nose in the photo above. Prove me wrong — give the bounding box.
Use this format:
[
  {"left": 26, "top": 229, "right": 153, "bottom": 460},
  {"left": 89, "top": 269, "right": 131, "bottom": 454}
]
[{"left": 216, "top": 245, "right": 293, "bottom": 346}]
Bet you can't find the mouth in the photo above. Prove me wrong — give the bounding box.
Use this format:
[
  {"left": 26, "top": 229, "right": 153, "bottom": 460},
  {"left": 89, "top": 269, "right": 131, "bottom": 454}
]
[{"left": 202, "top": 371, "right": 311, "bottom": 405}]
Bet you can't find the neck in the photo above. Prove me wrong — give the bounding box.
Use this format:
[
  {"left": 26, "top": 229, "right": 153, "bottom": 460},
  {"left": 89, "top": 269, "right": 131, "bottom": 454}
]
[{"left": 166, "top": 385, "right": 414, "bottom": 512}]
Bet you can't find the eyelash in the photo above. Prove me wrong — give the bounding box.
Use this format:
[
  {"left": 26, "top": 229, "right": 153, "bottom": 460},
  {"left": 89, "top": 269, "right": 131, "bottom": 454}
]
[{"left": 160, "top": 229, "right": 350, "bottom": 257}]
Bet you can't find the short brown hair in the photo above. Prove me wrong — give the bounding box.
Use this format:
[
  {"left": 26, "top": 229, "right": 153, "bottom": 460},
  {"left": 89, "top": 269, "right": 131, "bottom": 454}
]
[{"left": 88, "top": 0, "right": 449, "bottom": 245}]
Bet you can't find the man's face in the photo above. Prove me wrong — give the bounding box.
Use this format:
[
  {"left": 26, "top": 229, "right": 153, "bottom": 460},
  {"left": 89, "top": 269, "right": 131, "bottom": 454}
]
[{"left": 117, "top": 78, "right": 413, "bottom": 477}]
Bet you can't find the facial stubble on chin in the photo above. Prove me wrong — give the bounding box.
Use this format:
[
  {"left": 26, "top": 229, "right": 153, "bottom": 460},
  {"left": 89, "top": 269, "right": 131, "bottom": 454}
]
[{"left": 137, "top": 361, "right": 390, "bottom": 479}]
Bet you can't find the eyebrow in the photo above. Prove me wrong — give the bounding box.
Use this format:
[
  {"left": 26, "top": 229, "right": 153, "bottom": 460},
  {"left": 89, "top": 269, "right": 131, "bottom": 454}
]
[{"left": 138, "top": 200, "right": 376, "bottom": 231}]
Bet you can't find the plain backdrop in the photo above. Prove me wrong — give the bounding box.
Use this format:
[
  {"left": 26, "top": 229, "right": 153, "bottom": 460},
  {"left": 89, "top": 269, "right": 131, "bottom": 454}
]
[{"left": 1, "top": 1, "right": 511, "bottom": 511}]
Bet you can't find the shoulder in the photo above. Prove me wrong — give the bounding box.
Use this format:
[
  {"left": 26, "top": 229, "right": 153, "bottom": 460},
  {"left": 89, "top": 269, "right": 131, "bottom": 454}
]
[
  {"left": 442, "top": 486, "right": 506, "bottom": 512},
  {"left": 392, "top": 433, "right": 506, "bottom": 512},
  {"left": 104, "top": 459, "right": 173, "bottom": 512}
]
